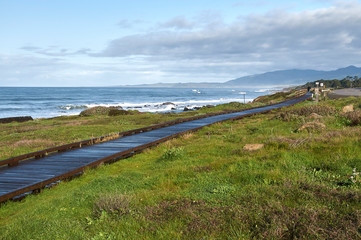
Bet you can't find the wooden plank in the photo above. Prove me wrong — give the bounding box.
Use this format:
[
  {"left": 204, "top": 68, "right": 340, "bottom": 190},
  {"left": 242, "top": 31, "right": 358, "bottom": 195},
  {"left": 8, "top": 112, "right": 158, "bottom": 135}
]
[
  {"left": 0, "top": 175, "right": 46, "bottom": 180},
  {"left": 0, "top": 177, "right": 46, "bottom": 183},
  {"left": 0, "top": 179, "right": 40, "bottom": 185},
  {"left": 92, "top": 142, "right": 139, "bottom": 147},
  {"left": 41, "top": 154, "right": 98, "bottom": 161},
  {"left": 0, "top": 183, "right": 30, "bottom": 189},
  {"left": 33, "top": 158, "right": 89, "bottom": 164},
  {"left": 52, "top": 151, "right": 110, "bottom": 158},
  {"left": 111, "top": 136, "right": 160, "bottom": 143},
  {"left": 0, "top": 172, "right": 56, "bottom": 178},
  {"left": 15, "top": 162, "right": 83, "bottom": 168},
  {"left": 90, "top": 145, "right": 130, "bottom": 151},
  {"left": 3, "top": 166, "right": 74, "bottom": 173},
  {"left": 0, "top": 181, "right": 38, "bottom": 187}
]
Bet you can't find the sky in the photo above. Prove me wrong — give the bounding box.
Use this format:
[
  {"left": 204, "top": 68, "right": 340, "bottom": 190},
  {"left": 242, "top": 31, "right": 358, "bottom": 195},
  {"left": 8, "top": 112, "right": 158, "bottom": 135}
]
[{"left": 1, "top": 0, "right": 361, "bottom": 86}]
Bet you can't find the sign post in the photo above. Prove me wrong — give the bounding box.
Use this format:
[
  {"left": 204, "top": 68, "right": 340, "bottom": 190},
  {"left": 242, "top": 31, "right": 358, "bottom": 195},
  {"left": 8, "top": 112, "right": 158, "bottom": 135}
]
[{"left": 239, "top": 92, "right": 246, "bottom": 104}]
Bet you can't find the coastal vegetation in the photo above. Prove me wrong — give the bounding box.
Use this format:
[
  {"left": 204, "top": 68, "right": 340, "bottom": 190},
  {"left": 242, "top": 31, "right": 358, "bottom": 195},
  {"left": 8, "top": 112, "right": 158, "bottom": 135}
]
[
  {"left": 0, "top": 92, "right": 360, "bottom": 239},
  {"left": 301, "top": 76, "right": 361, "bottom": 89}
]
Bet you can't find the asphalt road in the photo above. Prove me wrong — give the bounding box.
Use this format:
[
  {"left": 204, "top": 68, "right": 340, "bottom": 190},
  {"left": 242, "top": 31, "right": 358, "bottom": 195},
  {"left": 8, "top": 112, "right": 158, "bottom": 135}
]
[{"left": 328, "top": 88, "right": 361, "bottom": 99}]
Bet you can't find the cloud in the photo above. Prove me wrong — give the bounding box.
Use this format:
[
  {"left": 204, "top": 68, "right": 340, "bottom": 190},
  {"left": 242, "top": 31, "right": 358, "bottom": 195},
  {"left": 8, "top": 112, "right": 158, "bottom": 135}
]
[
  {"left": 117, "top": 19, "right": 144, "bottom": 29},
  {"left": 7, "top": 1, "right": 361, "bottom": 86},
  {"left": 117, "top": 19, "right": 134, "bottom": 29},
  {"left": 97, "top": 1, "right": 361, "bottom": 73},
  {"left": 20, "top": 45, "right": 92, "bottom": 57},
  {"left": 20, "top": 46, "right": 42, "bottom": 51},
  {"left": 159, "top": 16, "right": 195, "bottom": 30},
  {"left": 0, "top": 54, "right": 187, "bottom": 86}
]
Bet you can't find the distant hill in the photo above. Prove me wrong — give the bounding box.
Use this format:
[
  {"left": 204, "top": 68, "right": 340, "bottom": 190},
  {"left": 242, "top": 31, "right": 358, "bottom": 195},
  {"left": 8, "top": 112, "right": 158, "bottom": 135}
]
[
  {"left": 225, "top": 66, "right": 361, "bottom": 86},
  {"left": 122, "top": 66, "right": 361, "bottom": 88}
]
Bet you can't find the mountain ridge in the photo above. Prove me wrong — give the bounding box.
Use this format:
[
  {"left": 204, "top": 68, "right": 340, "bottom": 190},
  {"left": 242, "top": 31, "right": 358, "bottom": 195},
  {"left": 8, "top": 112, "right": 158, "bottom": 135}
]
[
  {"left": 225, "top": 65, "right": 361, "bottom": 86},
  {"left": 122, "top": 66, "right": 361, "bottom": 88}
]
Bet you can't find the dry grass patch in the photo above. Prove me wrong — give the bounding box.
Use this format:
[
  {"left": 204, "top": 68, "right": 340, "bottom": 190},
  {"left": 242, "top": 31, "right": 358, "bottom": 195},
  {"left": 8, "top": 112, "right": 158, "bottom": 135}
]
[
  {"left": 298, "top": 181, "right": 361, "bottom": 203},
  {"left": 181, "top": 133, "right": 194, "bottom": 140},
  {"left": 276, "top": 105, "right": 338, "bottom": 122},
  {"left": 298, "top": 121, "right": 326, "bottom": 132},
  {"left": 192, "top": 165, "right": 213, "bottom": 173},
  {"left": 4, "top": 125, "right": 53, "bottom": 134},
  {"left": 316, "top": 128, "right": 361, "bottom": 142},
  {"left": 235, "top": 184, "right": 361, "bottom": 240},
  {"left": 290, "top": 105, "right": 337, "bottom": 117},
  {"left": 64, "top": 120, "right": 90, "bottom": 126},
  {"left": 93, "top": 193, "right": 132, "bottom": 218},
  {"left": 11, "top": 139, "right": 55, "bottom": 148},
  {"left": 145, "top": 199, "right": 226, "bottom": 235},
  {"left": 268, "top": 136, "right": 310, "bottom": 148},
  {"left": 243, "top": 143, "right": 265, "bottom": 152}
]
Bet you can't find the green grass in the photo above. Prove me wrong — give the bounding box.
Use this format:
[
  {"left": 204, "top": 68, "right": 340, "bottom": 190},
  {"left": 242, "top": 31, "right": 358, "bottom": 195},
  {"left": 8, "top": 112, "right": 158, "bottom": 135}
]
[
  {"left": 0, "top": 96, "right": 361, "bottom": 239},
  {"left": 0, "top": 102, "right": 257, "bottom": 161}
]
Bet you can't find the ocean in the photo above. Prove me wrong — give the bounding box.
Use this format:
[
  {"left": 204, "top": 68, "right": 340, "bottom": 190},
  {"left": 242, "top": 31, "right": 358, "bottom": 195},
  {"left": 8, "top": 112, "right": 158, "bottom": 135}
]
[{"left": 0, "top": 87, "right": 275, "bottom": 119}]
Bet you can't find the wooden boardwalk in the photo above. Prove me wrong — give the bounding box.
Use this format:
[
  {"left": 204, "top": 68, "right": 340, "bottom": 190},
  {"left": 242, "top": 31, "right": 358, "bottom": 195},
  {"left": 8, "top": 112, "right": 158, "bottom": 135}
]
[{"left": 0, "top": 93, "right": 311, "bottom": 202}]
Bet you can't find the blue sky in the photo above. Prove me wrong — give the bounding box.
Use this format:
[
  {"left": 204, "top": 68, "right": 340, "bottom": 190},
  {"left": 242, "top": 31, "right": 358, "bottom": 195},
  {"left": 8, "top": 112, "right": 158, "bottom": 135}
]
[{"left": 1, "top": 0, "right": 361, "bottom": 86}]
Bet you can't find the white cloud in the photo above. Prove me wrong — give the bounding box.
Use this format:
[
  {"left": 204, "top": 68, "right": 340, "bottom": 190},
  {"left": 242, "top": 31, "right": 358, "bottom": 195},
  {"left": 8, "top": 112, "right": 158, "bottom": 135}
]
[
  {"left": 20, "top": 45, "right": 92, "bottom": 57},
  {"left": 97, "top": 1, "right": 361, "bottom": 73},
  {"left": 6, "top": 1, "right": 361, "bottom": 86},
  {"left": 117, "top": 19, "right": 144, "bottom": 29},
  {"left": 159, "top": 16, "right": 195, "bottom": 30}
]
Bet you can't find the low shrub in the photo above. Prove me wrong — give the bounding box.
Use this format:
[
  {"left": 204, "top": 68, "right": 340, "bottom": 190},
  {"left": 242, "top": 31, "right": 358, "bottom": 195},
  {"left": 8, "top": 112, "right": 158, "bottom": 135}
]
[
  {"left": 275, "top": 112, "right": 299, "bottom": 122},
  {"left": 80, "top": 106, "right": 119, "bottom": 117},
  {"left": 289, "top": 105, "right": 337, "bottom": 117},
  {"left": 298, "top": 121, "right": 326, "bottom": 132},
  {"left": 108, "top": 109, "right": 130, "bottom": 116},
  {"left": 342, "top": 111, "right": 361, "bottom": 126},
  {"left": 276, "top": 105, "right": 337, "bottom": 122},
  {"left": 159, "top": 147, "right": 184, "bottom": 161},
  {"left": 93, "top": 194, "right": 131, "bottom": 218}
]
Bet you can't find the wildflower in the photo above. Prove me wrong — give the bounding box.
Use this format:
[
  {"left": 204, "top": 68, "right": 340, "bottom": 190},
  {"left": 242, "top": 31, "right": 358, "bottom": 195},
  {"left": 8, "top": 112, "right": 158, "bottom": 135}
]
[{"left": 350, "top": 168, "right": 360, "bottom": 184}]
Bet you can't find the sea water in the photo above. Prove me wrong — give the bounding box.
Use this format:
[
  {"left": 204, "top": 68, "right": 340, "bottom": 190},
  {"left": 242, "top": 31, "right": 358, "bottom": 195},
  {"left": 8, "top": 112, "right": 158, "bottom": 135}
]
[{"left": 0, "top": 87, "right": 275, "bottom": 119}]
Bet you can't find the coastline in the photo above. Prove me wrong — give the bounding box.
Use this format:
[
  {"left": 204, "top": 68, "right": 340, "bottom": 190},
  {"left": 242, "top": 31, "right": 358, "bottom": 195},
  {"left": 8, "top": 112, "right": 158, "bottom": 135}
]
[{"left": 0, "top": 87, "right": 274, "bottom": 119}]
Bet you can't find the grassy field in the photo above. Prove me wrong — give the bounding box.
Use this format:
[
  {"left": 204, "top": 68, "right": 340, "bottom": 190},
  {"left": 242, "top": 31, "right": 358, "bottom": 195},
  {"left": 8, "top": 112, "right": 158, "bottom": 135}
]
[{"left": 0, "top": 94, "right": 360, "bottom": 239}]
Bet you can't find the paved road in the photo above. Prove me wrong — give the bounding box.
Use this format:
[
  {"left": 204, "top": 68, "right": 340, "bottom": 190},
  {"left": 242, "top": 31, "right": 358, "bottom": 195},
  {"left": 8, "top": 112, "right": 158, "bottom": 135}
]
[{"left": 328, "top": 88, "right": 361, "bottom": 99}]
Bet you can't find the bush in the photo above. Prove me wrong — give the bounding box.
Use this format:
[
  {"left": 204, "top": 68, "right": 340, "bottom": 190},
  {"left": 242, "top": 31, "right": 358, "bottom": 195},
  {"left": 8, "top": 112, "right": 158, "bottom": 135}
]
[
  {"left": 93, "top": 194, "right": 131, "bottom": 218},
  {"left": 80, "top": 106, "right": 119, "bottom": 117},
  {"left": 108, "top": 109, "right": 130, "bottom": 116},
  {"left": 159, "top": 147, "right": 184, "bottom": 161},
  {"left": 289, "top": 105, "right": 337, "bottom": 117},
  {"left": 275, "top": 112, "right": 300, "bottom": 122},
  {"left": 342, "top": 111, "right": 361, "bottom": 126},
  {"left": 276, "top": 105, "right": 338, "bottom": 121}
]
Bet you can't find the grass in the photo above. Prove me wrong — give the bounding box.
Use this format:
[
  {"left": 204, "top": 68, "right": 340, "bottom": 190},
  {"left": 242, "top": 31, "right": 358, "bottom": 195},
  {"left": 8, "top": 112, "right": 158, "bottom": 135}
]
[
  {"left": 0, "top": 95, "right": 361, "bottom": 239},
  {"left": 0, "top": 102, "right": 256, "bottom": 161}
]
